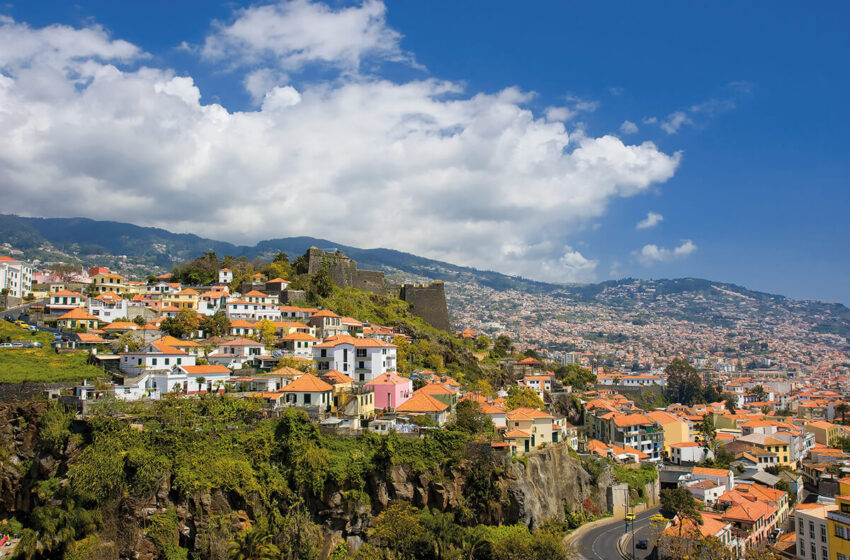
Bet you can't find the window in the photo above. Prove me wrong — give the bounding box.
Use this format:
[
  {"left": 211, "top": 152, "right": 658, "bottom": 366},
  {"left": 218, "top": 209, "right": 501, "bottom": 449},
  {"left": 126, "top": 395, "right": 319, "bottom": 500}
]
[
  {"left": 356, "top": 349, "right": 367, "bottom": 358},
  {"left": 809, "top": 543, "right": 815, "bottom": 559},
  {"left": 152, "top": 359, "right": 157, "bottom": 366},
  {"left": 177, "top": 358, "right": 182, "bottom": 365},
  {"left": 838, "top": 554, "right": 850, "bottom": 560},
  {"left": 303, "top": 394, "right": 311, "bottom": 405},
  {"left": 822, "top": 548, "right": 827, "bottom": 560},
  {"left": 810, "top": 521, "right": 815, "bottom": 539},
  {"left": 358, "top": 361, "right": 365, "bottom": 369},
  {"left": 821, "top": 525, "right": 826, "bottom": 542},
  {"left": 320, "top": 349, "right": 327, "bottom": 357}
]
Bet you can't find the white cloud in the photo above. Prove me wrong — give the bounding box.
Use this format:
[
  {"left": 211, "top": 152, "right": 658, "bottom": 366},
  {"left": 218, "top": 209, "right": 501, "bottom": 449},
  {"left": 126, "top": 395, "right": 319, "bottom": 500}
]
[
  {"left": 637, "top": 240, "right": 697, "bottom": 265},
  {"left": 201, "top": 0, "right": 409, "bottom": 72},
  {"left": 545, "top": 106, "right": 574, "bottom": 122},
  {"left": 620, "top": 120, "right": 638, "bottom": 134},
  {"left": 659, "top": 111, "right": 692, "bottom": 134},
  {"left": 0, "top": 9, "right": 682, "bottom": 283},
  {"left": 636, "top": 211, "right": 663, "bottom": 229}
]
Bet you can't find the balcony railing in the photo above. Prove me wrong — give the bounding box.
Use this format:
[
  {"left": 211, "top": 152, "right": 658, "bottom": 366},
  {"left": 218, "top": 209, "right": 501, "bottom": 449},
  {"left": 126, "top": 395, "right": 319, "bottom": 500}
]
[{"left": 828, "top": 510, "right": 850, "bottom": 526}]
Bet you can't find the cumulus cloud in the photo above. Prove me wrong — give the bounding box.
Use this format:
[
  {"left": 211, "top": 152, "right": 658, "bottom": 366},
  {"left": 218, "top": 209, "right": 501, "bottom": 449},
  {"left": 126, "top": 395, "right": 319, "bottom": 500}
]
[
  {"left": 660, "top": 111, "right": 692, "bottom": 134},
  {"left": 0, "top": 6, "right": 682, "bottom": 283},
  {"left": 637, "top": 240, "right": 697, "bottom": 265},
  {"left": 636, "top": 211, "right": 663, "bottom": 229},
  {"left": 620, "top": 120, "right": 638, "bottom": 135},
  {"left": 201, "top": 0, "right": 409, "bottom": 72}
]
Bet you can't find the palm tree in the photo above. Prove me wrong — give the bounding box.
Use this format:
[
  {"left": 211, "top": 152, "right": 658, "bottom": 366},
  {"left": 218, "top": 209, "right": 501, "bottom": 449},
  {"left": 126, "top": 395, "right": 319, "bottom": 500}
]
[{"left": 228, "top": 527, "right": 280, "bottom": 560}]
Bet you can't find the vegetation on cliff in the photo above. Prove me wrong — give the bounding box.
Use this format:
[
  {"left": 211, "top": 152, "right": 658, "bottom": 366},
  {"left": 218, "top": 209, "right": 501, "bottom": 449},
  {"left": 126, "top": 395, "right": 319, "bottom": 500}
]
[{"left": 1, "top": 398, "right": 585, "bottom": 560}]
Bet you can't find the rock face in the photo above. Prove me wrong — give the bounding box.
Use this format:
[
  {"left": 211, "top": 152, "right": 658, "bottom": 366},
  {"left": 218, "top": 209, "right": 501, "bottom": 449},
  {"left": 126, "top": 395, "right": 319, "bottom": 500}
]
[{"left": 503, "top": 444, "right": 609, "bottom": 528}]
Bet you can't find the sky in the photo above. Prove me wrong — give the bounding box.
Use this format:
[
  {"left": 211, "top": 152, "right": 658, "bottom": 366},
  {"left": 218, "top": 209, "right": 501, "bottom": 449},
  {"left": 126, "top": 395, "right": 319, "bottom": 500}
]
[{"left": 1, "top": 2, "right": 849, "bottom": 304}]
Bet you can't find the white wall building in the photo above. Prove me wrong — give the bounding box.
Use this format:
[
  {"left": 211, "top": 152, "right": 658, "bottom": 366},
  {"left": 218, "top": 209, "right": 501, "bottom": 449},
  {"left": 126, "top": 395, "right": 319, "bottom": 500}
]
[
  {"left": 0, "top": 257, "right": 33, "bottom": 299},
  {"left": 119, "top": 341, "right": 196, "bottom": 376},
  {"left": 312, "top": 335, "right": 397, "bottom": 382},
  {"left": 88, "top": 292, "right": 128, "bottom": 323}
]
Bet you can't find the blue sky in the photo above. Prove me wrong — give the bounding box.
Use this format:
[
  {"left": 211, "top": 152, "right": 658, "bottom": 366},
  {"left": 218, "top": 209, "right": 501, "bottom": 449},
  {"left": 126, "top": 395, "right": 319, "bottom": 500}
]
[{"left": 2, "top": 1, "right": 849, "bottom": 304}]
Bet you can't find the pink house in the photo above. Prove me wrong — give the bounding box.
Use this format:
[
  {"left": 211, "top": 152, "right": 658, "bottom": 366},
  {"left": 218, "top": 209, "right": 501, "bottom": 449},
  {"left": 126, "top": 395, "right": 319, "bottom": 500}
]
[{"left": 365, "top": 372, "right": 413, "bottom": 410}]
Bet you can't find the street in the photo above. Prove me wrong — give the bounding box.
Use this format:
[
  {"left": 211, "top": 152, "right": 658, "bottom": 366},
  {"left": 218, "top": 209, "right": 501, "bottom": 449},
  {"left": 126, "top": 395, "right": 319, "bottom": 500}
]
[{"left": 575, "top": 506, "right": 660, "bottom": 560}]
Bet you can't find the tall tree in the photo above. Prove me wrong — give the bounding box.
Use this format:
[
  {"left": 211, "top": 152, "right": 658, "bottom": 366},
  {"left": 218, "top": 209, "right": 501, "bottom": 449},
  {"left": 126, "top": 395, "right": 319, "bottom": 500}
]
[{"left": 664, "top": 358, "right": 704, "bottom": 405}]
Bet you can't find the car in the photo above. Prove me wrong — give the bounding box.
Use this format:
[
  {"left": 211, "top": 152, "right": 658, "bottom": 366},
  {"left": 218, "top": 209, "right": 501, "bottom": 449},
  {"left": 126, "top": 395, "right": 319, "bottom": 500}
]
[
  {"left": 636, "top": 539, "right": 648, "bottom": 549},
  {"left": 14, "top": 321, "right": 28, "bottom": 328},
  {"left": 625, "top": 513, "right": 636, "bottom": 521},
  {"left": 27, "top": 325, "right": 37, "bottom": 332}
]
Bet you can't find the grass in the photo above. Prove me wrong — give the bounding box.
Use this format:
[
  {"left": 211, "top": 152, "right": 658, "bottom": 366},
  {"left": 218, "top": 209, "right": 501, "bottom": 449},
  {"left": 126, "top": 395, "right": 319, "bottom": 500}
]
[{"left": 0, "top": 320, "right": 103, "bottom": 384}]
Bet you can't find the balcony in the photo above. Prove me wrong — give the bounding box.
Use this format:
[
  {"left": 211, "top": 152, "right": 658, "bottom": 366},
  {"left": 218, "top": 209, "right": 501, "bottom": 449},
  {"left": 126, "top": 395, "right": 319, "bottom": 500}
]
[{"left": 828, "top": 510, "right": 850, "bottom": 526}]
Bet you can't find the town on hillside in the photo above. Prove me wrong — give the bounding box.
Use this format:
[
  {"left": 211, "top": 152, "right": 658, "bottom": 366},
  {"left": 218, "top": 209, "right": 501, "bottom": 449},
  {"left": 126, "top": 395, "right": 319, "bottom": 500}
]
[{"left": 2, "top": 251, "right": 850, "bottom": 560}]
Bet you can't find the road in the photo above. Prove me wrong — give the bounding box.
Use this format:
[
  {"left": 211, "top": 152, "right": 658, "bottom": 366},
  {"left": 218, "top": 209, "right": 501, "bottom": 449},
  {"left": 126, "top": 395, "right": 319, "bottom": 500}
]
[{"left": 575, "top": 506, "right": 660, "bottom": 560}]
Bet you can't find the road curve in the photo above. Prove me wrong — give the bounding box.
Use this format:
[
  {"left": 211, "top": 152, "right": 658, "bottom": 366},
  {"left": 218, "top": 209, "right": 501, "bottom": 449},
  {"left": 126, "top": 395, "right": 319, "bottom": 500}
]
[{"left": 574, "top": 506, "right": 660, "bottom": 560}]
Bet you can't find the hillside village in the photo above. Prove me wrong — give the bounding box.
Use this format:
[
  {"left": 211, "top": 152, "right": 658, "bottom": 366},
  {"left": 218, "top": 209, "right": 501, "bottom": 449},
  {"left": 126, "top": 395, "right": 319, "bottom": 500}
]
[{"left": 2, "top": 250, "right": 850, "bottom": 560}]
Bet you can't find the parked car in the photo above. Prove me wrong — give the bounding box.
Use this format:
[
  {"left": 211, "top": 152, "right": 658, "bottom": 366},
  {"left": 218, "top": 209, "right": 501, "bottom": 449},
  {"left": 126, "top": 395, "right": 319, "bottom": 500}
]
[{"left": 636, "top": 539, "right": 648, "bottom": 550}]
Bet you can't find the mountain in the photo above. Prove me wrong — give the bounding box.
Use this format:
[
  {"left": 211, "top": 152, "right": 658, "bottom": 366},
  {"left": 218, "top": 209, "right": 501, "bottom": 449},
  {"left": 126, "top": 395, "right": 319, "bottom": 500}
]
[{"left": 3, "top": 213, "right": 850, "bottom": 338}]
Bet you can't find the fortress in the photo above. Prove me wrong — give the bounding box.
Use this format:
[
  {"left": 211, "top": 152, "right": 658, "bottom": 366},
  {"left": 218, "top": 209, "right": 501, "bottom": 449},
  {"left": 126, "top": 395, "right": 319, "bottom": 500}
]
[{"left": 305, "top": 247, "right": 451, "bottom": 331}]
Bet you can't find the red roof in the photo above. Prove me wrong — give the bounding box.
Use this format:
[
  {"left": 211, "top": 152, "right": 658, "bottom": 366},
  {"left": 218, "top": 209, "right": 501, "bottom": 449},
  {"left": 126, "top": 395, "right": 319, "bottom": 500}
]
[
  {"left": 280, "top": 373, "right": 333, "bottom": 393},
  {"left": 396, "top": 392, "right": 449, "bottom": 413}
]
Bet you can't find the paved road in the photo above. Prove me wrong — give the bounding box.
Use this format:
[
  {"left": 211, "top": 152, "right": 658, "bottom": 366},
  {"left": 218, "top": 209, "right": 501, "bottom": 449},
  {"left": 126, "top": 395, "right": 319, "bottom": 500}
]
[{"left": 575, "top": 506, "right": 660, "bottom": 560}]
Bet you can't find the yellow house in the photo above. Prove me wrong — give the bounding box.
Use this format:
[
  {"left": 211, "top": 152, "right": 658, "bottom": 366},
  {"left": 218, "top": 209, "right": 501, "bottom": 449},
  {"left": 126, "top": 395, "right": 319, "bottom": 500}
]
[
  {"left": 90, "top": 272, "right": 127, "bottom": 294},
  {"left": 647, "top": 410, "right": 691, "bottom": 455},
  {"left": 827, "top": 492, "right": 850, "bottom": 560},
  {"left": 806, "top": 420, "right": 841, "bottom": 447},
  {"left": 737, "top": 434, "right": 792, "bottom": 466},
  {"left": 162, "top": 288, "right": 200, "bottom": 310},
  {"left": 56, "top": 308, "right": 100, "bottom": 330}
]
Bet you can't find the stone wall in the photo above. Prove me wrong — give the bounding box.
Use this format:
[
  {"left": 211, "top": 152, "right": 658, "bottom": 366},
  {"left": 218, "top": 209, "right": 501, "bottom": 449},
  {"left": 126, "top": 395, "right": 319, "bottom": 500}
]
[
  {"left": 304, "top": 248, "right": 451, "bottom": 330},
  {"left": 399, "top": 283, "right": 451, "bottom": 332}
]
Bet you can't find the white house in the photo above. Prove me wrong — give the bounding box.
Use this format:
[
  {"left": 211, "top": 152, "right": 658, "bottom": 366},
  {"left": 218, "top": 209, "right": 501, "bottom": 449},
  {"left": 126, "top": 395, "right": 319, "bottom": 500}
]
[
  {"left": 670, "top": 442, "right": 710, "bottom": 465},
  {"left": 280, "top": 373, "right": 334, "bottom": 409},
  {"left": 218, "top": 268, "right": 233, "bottom": 284},
  {"left": 49, "top": 289, "right": 87, "bottom": 314},
  {"left": 682, "top": 478, "right": 727, "bottom": 507},
  {"left": 0, "top": 256, "right": 33, "bottom": 298},
  {"left": 88, "top": 291, "right": 128, "bottom": 323},
  {"left": 177, "top": 364, "right": 231, "bottom": 393},
  {"left": 312, "top": 335, "right": 397, "bottom": 382},
  {"left": 207, "top": 337, "right": 269, "bottom": 369},
  {"left": 226, "top": 300, "right": 282, "bottom": 321},
  {"left": 119, "top": 341, "right": 196, "bottom": 376},
  {"left": 690, "top": 466, "right": 735, "bottom": 492},
  {"left": 597, "top": 373, "right": 665, "bottom": 387},
  {"left": 197, "top": 291, "right": 228, "bottom": 316},
  {"left": 280, "top": 331, "right": 319, "bottom": 358}
]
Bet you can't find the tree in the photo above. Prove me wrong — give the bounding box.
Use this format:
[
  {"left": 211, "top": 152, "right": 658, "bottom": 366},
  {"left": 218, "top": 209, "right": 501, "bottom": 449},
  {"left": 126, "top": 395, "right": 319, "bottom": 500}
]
[
  {"left": 200, "top": 311, "right": 230, "bottom": 337},
  {"left": 554, "top": 363, "right": 597, "bottom": 390},
  {"left": 697, "top": 414, "right": 719, "bottom": 458},
  {"left": 255, "top": 319, "right": 277, "bottom": 346},
  {"left": 160, "top": 308, "right": 200, "bottom": 339},
  {"left": 116, "top": 331, "right": 143, "bottom": 352},
  {"left": 474, "top": 334, "right": 491, "bottom": 350},
  {"left": 750, "top": 385, "right": 767, "bottom": 402},
  {"left": 505, "top": 386, "right": 544, "bottom": 410},
  {"left": 836, "top": 402, "right": 849, "bottom": 425},
  {"left": 368, "top": 502, "right": 427, "bottom": 560},
  {"left": 664, "top": 359, "right": 704, "bottom": 405},
  {"left": 308, "top": 269, "right": 334, "bottom": 300},
  {"left": 724, "top": 396, "right": 738, "bottom": 414},
  {"left": 660, "top": 488, "right": 702, "bottom": 535},
  {"left": 449, "top": 400, "right": 494, "bottom": 435},
  {"left": 228, "top": 527, "right": 280, "bottom": 560},
  {"left": 491, "top": 335, "right": 514, "bottom": 358},
  {"left": 132, "top": 315, "right": 146, "bottom": 327}
]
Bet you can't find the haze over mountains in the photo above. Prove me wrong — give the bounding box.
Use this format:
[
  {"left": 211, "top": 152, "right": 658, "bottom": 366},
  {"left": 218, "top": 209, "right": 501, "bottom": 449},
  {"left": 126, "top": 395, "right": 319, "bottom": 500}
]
[{"left": 3, "top": 213, "right": 850, "bottom": 339}]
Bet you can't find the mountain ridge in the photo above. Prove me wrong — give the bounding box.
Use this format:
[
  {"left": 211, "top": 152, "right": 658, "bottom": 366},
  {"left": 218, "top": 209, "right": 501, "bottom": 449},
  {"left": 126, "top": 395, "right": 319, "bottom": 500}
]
[{"left": 2, "top": 213, "right": 849, "bottom": 338}]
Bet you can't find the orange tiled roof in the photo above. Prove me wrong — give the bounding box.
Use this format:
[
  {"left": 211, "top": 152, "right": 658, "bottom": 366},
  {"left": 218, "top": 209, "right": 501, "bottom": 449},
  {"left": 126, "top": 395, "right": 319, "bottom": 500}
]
[{"left": 280, "top": 373, "right": 333, "bottom": 393}]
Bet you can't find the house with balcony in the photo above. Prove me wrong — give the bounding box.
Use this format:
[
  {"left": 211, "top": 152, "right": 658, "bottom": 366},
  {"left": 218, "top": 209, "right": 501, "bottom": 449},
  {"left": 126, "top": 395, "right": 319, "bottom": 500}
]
[
  {"left": 828, "top": 485, "right": 850, "bottom": 560},
  {"left": 226, "top": 299, "right": 282, "bottom": 321},
  {"left": 312, "top": 335, "right": 397, "bottom": 382},
  {"left": 87, "top": 291, "right": 128, "bottom": 323},
  {"left": 90, "top": 271, "right": 127, "bottom": 294},
  {"left": 395, "top": 392, "right": 449, "bottom": 426},
  {"left": 206, "top": 337, "right": 269, "bottom": 369},
  {"left": 309, "top": 310, "right": 346, "bottom": 338},
  {"left": 590, "top": 412, "right": 664, "bottom": 462},
  {"left": 48, "top": 289, "right": 87, "bottom": 314}
]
